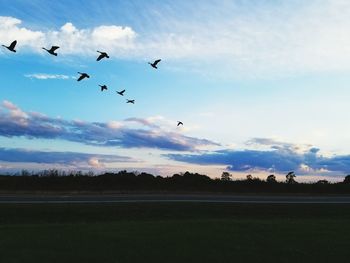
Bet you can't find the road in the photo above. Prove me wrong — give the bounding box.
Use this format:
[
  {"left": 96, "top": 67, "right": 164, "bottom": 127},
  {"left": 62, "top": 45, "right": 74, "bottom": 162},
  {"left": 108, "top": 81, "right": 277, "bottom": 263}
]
[{"left": 0, "top": 194, "right": 350, "bottom": 204}]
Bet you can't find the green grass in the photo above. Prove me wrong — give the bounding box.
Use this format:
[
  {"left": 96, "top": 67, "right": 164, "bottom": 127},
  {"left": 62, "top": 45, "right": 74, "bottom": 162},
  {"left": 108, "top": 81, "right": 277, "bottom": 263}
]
[{"left": 0, "top": 203, "right": 349, "bottom": 263}]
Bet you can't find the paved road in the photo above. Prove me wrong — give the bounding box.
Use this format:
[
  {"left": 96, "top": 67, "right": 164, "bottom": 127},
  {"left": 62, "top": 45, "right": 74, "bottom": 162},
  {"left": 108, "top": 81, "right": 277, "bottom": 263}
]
[{"left": 0, "top": 194, "right": 350, "bottom": 204}]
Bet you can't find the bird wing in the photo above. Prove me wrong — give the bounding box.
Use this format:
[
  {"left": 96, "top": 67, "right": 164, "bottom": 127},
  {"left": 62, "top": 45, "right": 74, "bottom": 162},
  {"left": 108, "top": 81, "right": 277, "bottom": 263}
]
[
  {"left": 51, "top": 46, "right": 60, "bottom": 51},
  {"left": 121, "top": 89, "right": 125, "bottom": 94},
  {"left": 96, "top": 54, "right": 104, "bottom": 61},
  {"left": 9, "top": 40, "right": 17, "bottom": 49},
  {"left": 77, "top": 75, "right": 84, "bottom": 81},
  {"left": 154, "top": 59, "right": 161, "bottom": 65}
]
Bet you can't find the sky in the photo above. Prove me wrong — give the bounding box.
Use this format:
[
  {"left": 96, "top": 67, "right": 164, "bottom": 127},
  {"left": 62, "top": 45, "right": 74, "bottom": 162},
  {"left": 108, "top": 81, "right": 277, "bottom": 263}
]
[{"left": 1, "top": 0, "right": 350, "bottom": 181}]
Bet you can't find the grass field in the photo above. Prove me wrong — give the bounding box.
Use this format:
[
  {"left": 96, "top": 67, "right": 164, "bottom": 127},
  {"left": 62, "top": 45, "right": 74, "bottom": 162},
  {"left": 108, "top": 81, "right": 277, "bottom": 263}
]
[{"left": 0, "top": 203, "right": 349, "bottom": 263}]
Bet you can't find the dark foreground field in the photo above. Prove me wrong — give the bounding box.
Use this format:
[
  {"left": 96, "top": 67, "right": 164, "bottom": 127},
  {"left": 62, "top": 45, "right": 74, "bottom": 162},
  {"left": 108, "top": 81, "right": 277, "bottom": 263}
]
[{"left": 0, "top": 203, "right": 349, "bottom": 263}]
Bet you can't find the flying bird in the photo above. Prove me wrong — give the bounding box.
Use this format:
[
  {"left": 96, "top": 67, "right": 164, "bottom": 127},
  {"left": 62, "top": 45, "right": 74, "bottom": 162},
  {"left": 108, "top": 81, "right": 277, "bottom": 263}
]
[
  {"left": 126, "top": 99, "right": 135, "bottom": 104},
  {"left": 99, "top": 85, "right": 108, "bottom": 91},
  {"left": 42, "top": 46, "right": 60, "bottom": 56},
  {"left": 117, "top": 89, "right": 125, "bottom": 96},
  {"left": 77, "top": 72, "right": 90, "bottom": 81},
  {"left": 177, "top": 121, "right": 184, "bottom": 126},
  {"left": 96, "top": 51, "right": 109, "bottom": 61},
  {"left": 2, "top": 40, "right": 17, "bottom": 52},
  {"left": 148, "top": 59, "right": 161, "bottom": 69}
]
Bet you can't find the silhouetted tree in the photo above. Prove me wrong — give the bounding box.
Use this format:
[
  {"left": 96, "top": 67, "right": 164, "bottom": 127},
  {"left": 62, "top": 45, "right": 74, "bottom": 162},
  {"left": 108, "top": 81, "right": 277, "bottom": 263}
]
[
  {"left": 266, "top": 174, "right": 277, "bottom": 183},
  {"left": 21, "top": 170, "right": 30, "bottom": 176},
  {"left": 246, "top": 174, "right": 253, "bottom": 181},
  {"left": 138, "top": 172, "right": 155, "bottom": 184},
  {"left": 182, "top": 171, "right": 211, "bottom": 182},
  {"left": 316, "top": 179, "right": 329, "bottom": 184},
  {"left": 286, "top": 171, "right": 297, "bottom": 184},
  {"left": 87, "top": 171, "right": 94, "bottom": 177},
  {"left": 221, "top": 172, "right": 232, "bottom": 181},
  {"left": 344, "top": 175, "right": 350, "bottom": 184}
]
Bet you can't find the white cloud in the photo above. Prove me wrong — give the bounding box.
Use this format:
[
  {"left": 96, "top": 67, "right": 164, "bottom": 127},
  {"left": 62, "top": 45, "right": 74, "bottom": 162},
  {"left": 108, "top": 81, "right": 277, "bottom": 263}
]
[
  {"left": 88, "top": 157, "right": 104, "bottom": 168},
  {"left": 0, "top": 16, "right": 44, "bottom": 46},
  {"left": 2, "top": 100, "right": 18, "bottom": 111},
  {"left": 47, "top": 23, "right": 136, "bottom": 56},
  {"left": 25, "top": 73, "right": 71, "bottom": 80}
]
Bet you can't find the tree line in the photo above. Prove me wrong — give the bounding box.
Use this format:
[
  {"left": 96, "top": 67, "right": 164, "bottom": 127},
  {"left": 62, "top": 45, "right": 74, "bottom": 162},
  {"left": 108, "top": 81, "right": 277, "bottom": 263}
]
[{"left": 1, "top": 169, "right": 350, "bottom": 193}]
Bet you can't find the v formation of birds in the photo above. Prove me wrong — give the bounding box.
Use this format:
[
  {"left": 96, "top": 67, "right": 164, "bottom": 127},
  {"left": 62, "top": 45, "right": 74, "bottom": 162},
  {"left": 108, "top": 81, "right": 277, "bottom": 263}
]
[{"left": 2, "top": 40, "right": 184, "bottom": 127}]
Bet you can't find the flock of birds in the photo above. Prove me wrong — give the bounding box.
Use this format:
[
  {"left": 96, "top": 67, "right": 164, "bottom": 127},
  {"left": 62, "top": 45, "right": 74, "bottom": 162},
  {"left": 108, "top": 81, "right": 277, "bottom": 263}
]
[{"left": 2, "top": 40, "right": 184, "bottom": 127}]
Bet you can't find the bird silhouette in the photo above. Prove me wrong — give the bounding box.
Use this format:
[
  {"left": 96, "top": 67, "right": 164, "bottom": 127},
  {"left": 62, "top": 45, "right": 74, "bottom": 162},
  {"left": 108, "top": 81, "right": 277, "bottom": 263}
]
[
  {"left": 2, "top": 40, "right": 17, "bottom": 52},
  {"left": 177, "top": 121, "right": 184, "bottom": 126},
  {"left": 96, "top": 51, "right": 109, "bottom": 61},
  {"left": 99, "top": 85, "right": 108, "bottom": 91},
  {"left": 126, "top": 99, "right": 135, "bottom": 104},
  {"left": 42, "top": 46, "right": 60, "bottom": 56},
  {"left": 117, "top": 89, "right": 125, "bottom": 96},
  {"left": 148, "top": 59, "right": 161, "bottom": 69},
  {"left": 77, "top": 72, "right": 90, "bottom": 81}
]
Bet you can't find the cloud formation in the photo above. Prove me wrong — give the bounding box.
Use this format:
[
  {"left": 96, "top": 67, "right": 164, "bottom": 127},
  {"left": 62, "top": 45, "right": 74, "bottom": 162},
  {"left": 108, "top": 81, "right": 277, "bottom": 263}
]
[
  {"left": 0, "top": 147, "right": 131, "bottom": 168},
  {"left": 0, "top": 101, "right": 218, "bottom": 151},
  {"left": 3, "top": 1, "right": 350, "bottom": 77},
  {"left": 167, "top": 138, "right": 350, "bottom": 175},
  {"left": 0, "top": 16, "right": 136, "bottom": 57}
]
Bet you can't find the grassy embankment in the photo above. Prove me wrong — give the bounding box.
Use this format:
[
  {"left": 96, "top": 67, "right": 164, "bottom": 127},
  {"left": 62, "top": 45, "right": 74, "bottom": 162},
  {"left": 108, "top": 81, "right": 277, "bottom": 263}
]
[{"left": 0, "top": 203, "right": 349, "bottom": 263}]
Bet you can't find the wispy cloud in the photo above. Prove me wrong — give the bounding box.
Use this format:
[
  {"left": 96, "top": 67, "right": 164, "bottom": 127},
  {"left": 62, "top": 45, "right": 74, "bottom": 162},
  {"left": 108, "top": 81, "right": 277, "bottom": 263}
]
[
  {"left": 24, "top": 73, "right": 72, "bottom": 80},
  {"left": 166, "top": 138, "right": 350, "bottom": 175},
  {"left": 124, "top": 116, "right": 199, "bottom": 133},
  {"left": 124, "top": 117, "right": 160, "bottom": 129},
  {"left": 136, "top": 0, "right": 350, "bottom": 77},
  {"left": 0, "top": 100, "right": 218, "bottom": 151}
]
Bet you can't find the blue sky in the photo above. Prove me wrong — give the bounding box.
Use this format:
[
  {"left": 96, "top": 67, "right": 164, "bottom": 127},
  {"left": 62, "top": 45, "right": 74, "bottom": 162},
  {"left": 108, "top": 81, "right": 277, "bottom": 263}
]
[{"left": 1, "top": 0, "right": 350, "bottom": 181}]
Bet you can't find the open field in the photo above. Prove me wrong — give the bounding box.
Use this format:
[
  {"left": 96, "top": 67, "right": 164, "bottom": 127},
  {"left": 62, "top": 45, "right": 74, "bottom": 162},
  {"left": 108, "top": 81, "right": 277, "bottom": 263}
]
[{"left": 0, "top": 203, "right": 350, "bottom": 263}]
